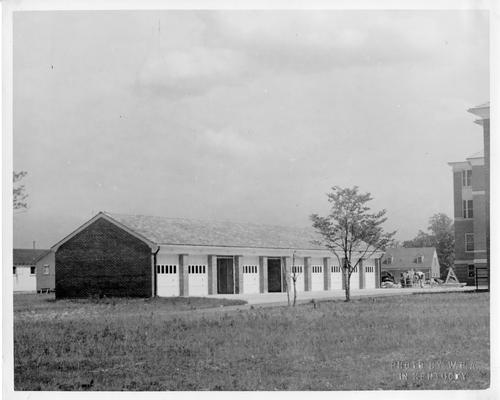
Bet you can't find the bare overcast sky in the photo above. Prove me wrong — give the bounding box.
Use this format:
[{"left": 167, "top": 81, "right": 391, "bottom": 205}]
[{"left": 13, "top": 10, "right": 488, "bottom": 248}]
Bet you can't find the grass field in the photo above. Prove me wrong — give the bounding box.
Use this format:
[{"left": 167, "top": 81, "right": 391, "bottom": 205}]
[{"left": 13, "top": 291, "right": 489, "bottom": 390}]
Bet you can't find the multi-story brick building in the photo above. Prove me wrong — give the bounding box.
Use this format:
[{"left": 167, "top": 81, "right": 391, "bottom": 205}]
[{"left": 448, "top": 102, "right": 490, "bottom": 285}]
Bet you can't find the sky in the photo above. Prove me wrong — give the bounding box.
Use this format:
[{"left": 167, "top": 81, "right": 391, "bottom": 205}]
[{"left": 12, "top": 10, "right": 489, "bottom": 249}]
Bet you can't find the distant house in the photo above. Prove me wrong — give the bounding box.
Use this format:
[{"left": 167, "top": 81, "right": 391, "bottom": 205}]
[
  {"left": 13, "top": 249, "right": 55, "bottom": 293},
  {"left": 380, "top": 247, "right": 440, "bottom": 282},
  {"left": 35, "top": 251, "right": 55, "bottom": 293}
]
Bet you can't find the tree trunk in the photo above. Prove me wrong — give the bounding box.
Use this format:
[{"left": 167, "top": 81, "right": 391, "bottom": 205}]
[
  {"left": 344, "top": 270, "right": 350, "bottom": 302},
  {"left": 293, "top": 276, "right": 297, "bottom": 307},
  {"left": 284, "top": 266, "right": 290, "bottom": 306}
]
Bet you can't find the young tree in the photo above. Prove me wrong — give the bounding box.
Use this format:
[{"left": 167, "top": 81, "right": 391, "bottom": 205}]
[
  {"left": 310, "top": 186, "right": 396, "bottom": 302},
  {"left": 291, "top": 251, "right": 298, "bottom": 306},
  {"left": 403, "top": 213, "right": 454, "bottom": 277},
  {"left": 13, "top": 171, "right": 28, "bottom": 211}
]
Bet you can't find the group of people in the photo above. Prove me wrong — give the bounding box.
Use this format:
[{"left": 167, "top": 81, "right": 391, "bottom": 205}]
[{"left": 400, "top": 269, "right": 426, "bottom": 288}]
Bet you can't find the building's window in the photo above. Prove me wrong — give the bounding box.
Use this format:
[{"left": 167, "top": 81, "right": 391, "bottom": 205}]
[
  {"left": 352, "top": 266, "right": 358, "bottom": 273},
  {"left": 462, "top": 200, "right": 473, "bottom": 219},
  {"left": 13, "top": 266, "right": 16, "bottom": 275},
  {"left": 416, "top": 256, "right": 424, "bottom": 264},
  {"left": 332, "top": 265, "right": 341, "bottom": 273},
  {"left": 365, "top": 266, "right": 374, "bottom": 273},
  {"left": 385, "top": 256, "right": 393, "bottom": 265},
  {"left": 30, "top": 266, "right": 36, "bottom": 275},
  {"left": 43, "top": 265, "right": 50, "bottom": 275},
  {"left": 465, "top": 233, "right": 474, "bottom": 252},
  {"left": 468, "top": 264, "right": 475, "bottom": 278},
  {"left": 462, "top": 169, "right": 472, "bottom": 187},
  {"left": 312, "top": 265, "right": 322, "bottom": 273}
]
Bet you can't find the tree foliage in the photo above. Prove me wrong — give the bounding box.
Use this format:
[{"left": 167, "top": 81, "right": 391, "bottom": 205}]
[
  {"left": 13, "top": 171, "right": 28, "bottom": 211},
  {"left": 310, "top": 186, "right": 396, "bottom": 301},
  {"left": 403, "top": 213, "right": 454, "bottom": 277}
]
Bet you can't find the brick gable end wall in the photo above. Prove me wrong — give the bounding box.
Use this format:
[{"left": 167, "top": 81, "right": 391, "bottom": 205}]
[{"left": 55, "top": 218, "right": 152, "bottom": 298}]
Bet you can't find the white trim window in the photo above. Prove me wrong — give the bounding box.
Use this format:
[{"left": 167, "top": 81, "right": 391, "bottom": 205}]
[
  {"left": 465, "top": 233, "right": 474, "bottom": 252},
  {"left": 462, "top": 169, "right": 472, "bottom": 187},
  {"left": 43, "top": 265, "right": 50, "bottom": 275},
  {"left": 416, "top": 255, "right": 424, "bottom": 264},
  {"left": 462, "top": 200, "right": 473, "bottom": 219}
]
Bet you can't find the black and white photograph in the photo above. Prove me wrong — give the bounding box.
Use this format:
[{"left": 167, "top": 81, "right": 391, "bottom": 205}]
[{"left": 2, "top": 0, "right": 496, "bottom": 396}]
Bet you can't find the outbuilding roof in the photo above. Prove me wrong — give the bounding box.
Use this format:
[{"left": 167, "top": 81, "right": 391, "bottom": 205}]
[
  {"left": 13, "top": 249, "right": 50, "bottom": 266},
  {"left": 381, "top": 247, "right": 437, "bottom": 269},
  {"left": 104, "top": 212, "right": 325, "bottom": 250}
]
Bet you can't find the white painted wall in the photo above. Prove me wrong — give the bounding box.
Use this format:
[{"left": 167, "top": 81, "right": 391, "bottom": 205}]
[
  {"left": 242, "top": 256, "right": 259, "bottom": 294},
  {"left": 13, "top": 266, "right": 36, "bottom": 292},
  {"left": 157, "top": 253, "right": 179, "bottom": 297},
  {"left": 188, "top": 255, "right": 208, "bottom": 296}
]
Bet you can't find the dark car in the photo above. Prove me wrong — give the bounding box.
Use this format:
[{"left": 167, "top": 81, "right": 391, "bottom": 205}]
[{"left": 381, "top": 271, "right": 395, "bottom": 283}]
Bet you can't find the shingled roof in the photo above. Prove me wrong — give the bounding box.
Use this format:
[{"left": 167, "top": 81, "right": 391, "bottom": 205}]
[
  {"left": 381, "top": 247, "right": 437, "bottom": 269},
  {"left": 104, "top": 212, "right": 325, "bottom": 250},
  {"left": 13, "top": 249, "right": 50, "bottom": 266}
]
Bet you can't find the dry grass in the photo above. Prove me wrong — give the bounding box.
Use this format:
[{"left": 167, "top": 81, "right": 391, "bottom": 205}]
[{"left": 13, "top": 291, "right": 489, "bottom": 390}]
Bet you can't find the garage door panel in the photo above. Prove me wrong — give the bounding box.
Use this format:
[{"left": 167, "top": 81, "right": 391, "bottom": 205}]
[
  {"left": 188, "top": 263, "right": 208, "bottom": 296},
  {"left": 291, "top": 265, "right": 304, "bottom": 292},
  {"left": 364, "top": 264, "right": 376, "bottom": 289},
  {"left": 157, "top": 263, "right": 179, "bottom": 297},
  {"left": 350, "top": 271, "right": 359, "bottom": 290},
  {"left": 330, "top": 264, "right": 342, "bottom": 290},
  {"left": 311, "top": 264, "right": 324, "bottom": 291},
  {"left": 243, "top": 264, "right": 259, "bottom": 294},
  {"left": 188, "top": 255, "right": 208, "bottom": 297}
]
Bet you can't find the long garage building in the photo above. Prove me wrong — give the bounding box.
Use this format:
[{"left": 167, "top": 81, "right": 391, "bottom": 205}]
[{"left": 52, "top": 212, "right": 383, "bottom": 298}]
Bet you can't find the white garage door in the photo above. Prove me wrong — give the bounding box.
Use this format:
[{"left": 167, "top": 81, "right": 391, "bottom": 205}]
[
  {"left": 364, "top": 264, "right": 376, "bottom": 288},
  {"left": 188, "top": 255, "right": 208, "bottom": 296},
  {"left": 330, "top": 264, "right": 343, "bottom": 290},
  {"left": 243, "top": 264, "right": 259, "bottom": 294},
  {"left": 291, "top": 265, "right": 304, "bottom": 292},
  {"left": 157, "top": 263, "right": 179, "bottom": 297},
  {"left": 311, "top": 265, "right": 324, "bottom": 291},
  {"left": 156, "top": 254, "right": 179, "bottom": 297}
]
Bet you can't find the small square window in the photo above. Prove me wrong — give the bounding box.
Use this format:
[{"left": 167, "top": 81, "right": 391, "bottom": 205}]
[{"left": 30, "top": 266, "right": 36, "bottom": 275}]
